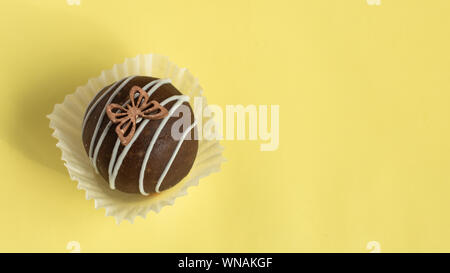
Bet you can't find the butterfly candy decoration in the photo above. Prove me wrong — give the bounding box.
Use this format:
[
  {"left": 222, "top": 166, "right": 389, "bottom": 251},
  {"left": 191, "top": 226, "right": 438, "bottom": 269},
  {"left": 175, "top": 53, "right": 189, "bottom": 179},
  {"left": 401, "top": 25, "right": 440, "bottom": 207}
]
[{"left": 106, "top": 86, "right": 169, "bottom": 146}]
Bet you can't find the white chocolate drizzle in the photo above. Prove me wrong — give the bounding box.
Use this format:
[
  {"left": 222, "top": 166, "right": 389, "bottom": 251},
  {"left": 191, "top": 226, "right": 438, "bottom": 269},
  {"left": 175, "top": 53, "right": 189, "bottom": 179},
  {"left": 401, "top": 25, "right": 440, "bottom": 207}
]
[
  {"left": 87, "top": 76, "right": 136, "bottom": 159},
  {"left": 154, "top": 120, "right": 197, "bottom": 193},
  {"left": 109, "top": 95, "right": 190, "bottom": 193},
  {"left": 82, "top": 78, "right": 123, "bottom": 134},
  {"left": 91, "top": 79, "right": 171, "bottom": 173},
  {"left": 85, "top": 77, "right": 194, "bottom": 195}
]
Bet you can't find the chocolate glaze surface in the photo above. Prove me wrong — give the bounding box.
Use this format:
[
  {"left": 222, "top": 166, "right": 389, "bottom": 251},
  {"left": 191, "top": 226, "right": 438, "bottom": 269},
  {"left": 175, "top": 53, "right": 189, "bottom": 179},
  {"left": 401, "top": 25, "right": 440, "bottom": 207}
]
[{"left": 82, "top": 76, "right": 198, "bottom": 194}]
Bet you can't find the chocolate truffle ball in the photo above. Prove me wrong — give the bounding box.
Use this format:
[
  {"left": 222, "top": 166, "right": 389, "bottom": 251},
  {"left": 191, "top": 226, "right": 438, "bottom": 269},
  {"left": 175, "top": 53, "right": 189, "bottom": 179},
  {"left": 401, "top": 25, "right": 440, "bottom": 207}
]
[{"left": 82, "top": 76, "right": 198, "bottom": 195}]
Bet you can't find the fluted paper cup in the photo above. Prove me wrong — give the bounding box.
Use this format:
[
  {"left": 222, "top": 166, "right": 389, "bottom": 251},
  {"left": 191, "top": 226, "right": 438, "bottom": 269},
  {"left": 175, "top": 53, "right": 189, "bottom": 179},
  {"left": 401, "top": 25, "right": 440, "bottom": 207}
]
[{"left": 47, "top": 54, "right": 225, "bottom": 224}]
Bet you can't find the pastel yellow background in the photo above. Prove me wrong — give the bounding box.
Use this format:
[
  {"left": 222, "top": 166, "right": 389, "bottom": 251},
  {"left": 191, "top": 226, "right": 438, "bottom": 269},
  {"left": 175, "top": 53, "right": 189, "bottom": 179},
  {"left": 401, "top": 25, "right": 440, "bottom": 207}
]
[{"left": 0, "top": 0, "right": 449, "bottom": 252}]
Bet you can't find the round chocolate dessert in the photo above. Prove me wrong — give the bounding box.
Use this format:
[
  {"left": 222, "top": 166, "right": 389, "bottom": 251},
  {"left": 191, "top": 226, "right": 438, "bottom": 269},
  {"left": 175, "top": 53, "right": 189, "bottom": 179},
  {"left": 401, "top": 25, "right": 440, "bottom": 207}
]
[{"left": 81, "top": 76, "right": 198, "bottom": 195}]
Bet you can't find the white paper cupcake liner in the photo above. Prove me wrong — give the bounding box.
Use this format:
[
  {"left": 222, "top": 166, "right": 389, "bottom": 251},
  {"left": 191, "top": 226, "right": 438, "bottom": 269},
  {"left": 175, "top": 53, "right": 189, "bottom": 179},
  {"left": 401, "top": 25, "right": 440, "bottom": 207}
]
[{"left": 47, "top": 54, "right": 225, "bottom": 224}]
